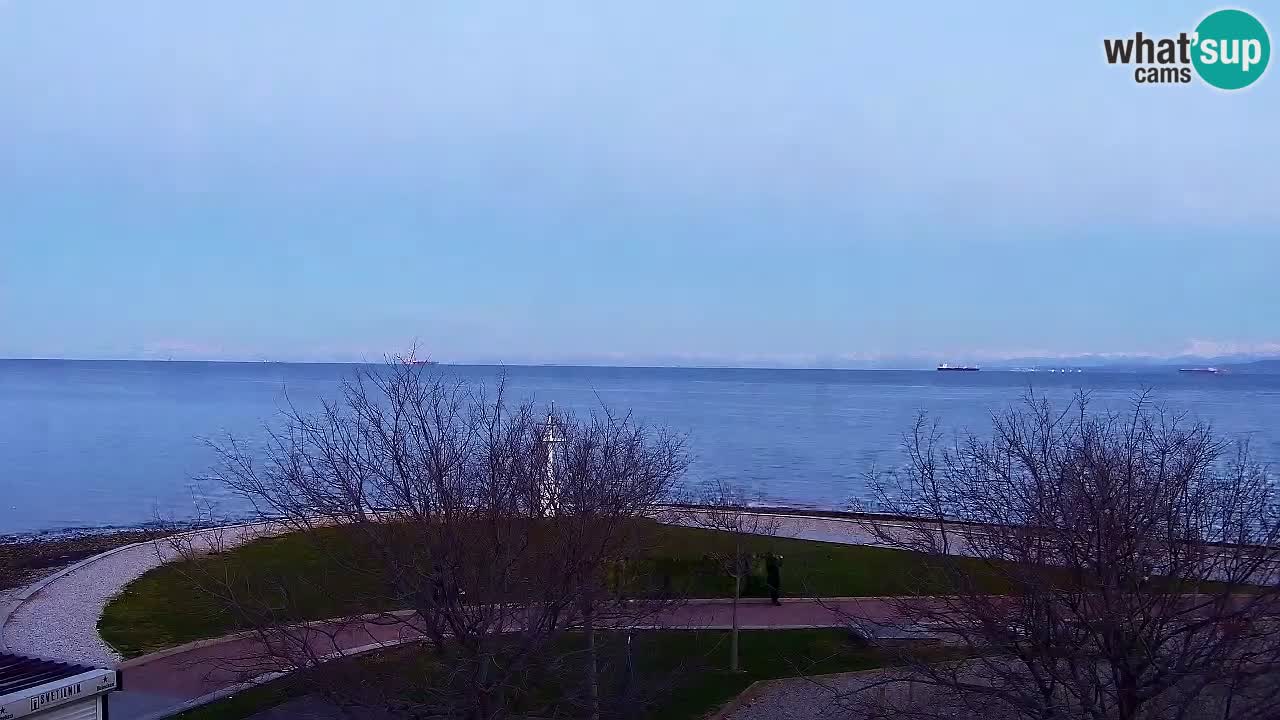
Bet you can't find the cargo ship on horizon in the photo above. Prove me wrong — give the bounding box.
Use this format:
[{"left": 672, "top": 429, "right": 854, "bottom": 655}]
[{"left": 937, "top": 363, "right": 980, "bottom": 371}]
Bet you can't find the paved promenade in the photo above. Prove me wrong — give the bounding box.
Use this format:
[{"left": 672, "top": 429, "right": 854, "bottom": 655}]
[
  {"left": 112, "top": 597, "right": 905, "bottom": 720},
  {"left": 1, "top": 511, "right": 889, "bottom": 665},
  {"left": 0, "top": 510, "right": 910, "bottom": 719}
]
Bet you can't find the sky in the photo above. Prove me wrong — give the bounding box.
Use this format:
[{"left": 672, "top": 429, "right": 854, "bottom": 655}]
[{"left": 1, "top": 1, "right": 1277, "bottom": 366}]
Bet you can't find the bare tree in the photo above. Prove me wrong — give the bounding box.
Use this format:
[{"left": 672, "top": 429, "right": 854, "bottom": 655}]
[
  {"left": 845, "top": 390, "right": 1280, "bottom": 720},
  {"left": 171, "top": 359, "right": 687, "bottom": 720},
  {"left": 689, "top": 479, "right": 780, "bottom": 672},
  {"left": 544, "top": 405, "right": 690, "bottom": 719}
]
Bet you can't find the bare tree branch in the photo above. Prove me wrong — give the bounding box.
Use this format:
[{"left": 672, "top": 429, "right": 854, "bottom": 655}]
[
  {"left": 843, "top": 390, "right": 1280, "bottom": 720},
  {"left": 170, "top": 359, "right": 689, "bottom": 719}
]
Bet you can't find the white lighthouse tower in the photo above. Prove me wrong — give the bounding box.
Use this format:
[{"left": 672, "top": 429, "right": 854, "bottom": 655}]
[{"left": 540, "top": 410, "right": 565, "bottom": 515}]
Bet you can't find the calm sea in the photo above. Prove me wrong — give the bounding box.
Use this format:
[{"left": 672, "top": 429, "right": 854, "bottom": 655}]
[{"left": 2, "top": 360, "right": 1279, "bottom": 535}]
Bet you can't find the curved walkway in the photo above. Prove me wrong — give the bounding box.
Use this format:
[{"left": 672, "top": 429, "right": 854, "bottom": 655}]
[
  {"left": 0, "top": 509, "right": 926, "bottom": 719},
  {"left": 0, "top": 508, "right": 919, "bottom": 720},
  {"left": 0, "top": 522, "right": 290, "bottom": 666},
  {"left": 0, "top": 510, "right": 895, "bottom": 667},
  {"left": 114, "top": 597, "right": 907, "bottom": 720},
  {"left": 666, "top": 508, "right": 887, "bottom": 545}
]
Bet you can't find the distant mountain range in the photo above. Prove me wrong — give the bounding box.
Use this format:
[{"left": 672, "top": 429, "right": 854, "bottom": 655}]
[
  {"left": 982, "top": 356, "right": 1280, "bottom": 374},
  {"left": 1220, "top": 358, "right": 1280, "bottom": 374},
  {"left": 508, "top": 353, "right": 1280, "bottom": 373},
  {"left": 7, "top": 353, "right": 1280, "bottom": 373}
]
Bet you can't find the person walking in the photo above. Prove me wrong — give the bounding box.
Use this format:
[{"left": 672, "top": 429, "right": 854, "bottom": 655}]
[{"left": 766, "top": 553, "right": 783, "bottom": 606}]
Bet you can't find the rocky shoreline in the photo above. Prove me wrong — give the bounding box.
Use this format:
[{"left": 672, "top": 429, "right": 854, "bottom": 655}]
[{"left": 0, "top": 527, "right": 177, "bottom": 591}]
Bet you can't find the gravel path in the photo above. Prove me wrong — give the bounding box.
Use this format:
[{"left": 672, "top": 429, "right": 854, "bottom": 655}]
[
  {"left": 1, "top": 522, "right": 285, "bottom": 666},
  {"left": 723, "top": 670, "right": 966, "bottom": 720},
  {"left": 724, "top": 674, "right": 853, "bottom": 720}
]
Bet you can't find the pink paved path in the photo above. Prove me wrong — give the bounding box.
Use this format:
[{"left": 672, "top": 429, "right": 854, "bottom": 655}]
[{"left": 114, "top": 598, "right": 904, "bottom": 719}]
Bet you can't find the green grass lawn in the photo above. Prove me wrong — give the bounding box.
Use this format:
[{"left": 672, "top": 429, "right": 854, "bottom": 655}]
[
  {"left": 175, "top": 629, "right": 908, "bottom": 720},
  {"left": 639, "top": 628, "right": 896, "bottom": 719},
  {"left": 101, "top": 520, "right": 1003, "bottom": 657}
]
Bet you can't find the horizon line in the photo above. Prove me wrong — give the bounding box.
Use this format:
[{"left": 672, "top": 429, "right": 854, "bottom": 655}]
[{"left": 1, "top": 356, "right": 1273, "bottom": 372}]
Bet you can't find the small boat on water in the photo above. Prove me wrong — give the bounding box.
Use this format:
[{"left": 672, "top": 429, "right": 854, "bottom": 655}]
[
  {"left": 937, "top": 363, "right": 979, "bottom": 372},
  {"left": 1179, "top": 367, "right": 1221, "bottom": 374}
]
